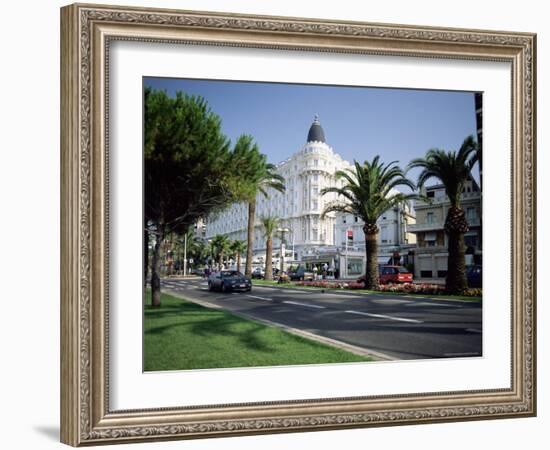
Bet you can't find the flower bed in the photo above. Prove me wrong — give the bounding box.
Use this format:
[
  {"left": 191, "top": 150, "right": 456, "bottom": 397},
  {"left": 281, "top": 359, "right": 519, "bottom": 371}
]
[
  {"left": 295, "top": 280, "right": 347, "bottom": 289},
  {"left": 376, "top": 282, "right": 445, "bottom": 295},
  {"left": 294, "top": 280, "right": 481, "bottom": 297}
]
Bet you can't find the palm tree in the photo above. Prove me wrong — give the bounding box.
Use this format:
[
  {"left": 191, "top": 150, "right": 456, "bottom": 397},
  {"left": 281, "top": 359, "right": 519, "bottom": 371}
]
[
  {"left": 408, "top": 135, "right": 478, "bottom": 294},
  {"left": 230, "top": 240, "right": 247, "bottom": 273},
  {"left": 232, "top": 135, "right": 286, "bottom": 277},
  {"left": 210, "top": 234, "right": 230, "bottom": 270},
  {"left": 260, "top": 216, "right": 280, "bottom": 281},
  {"left": 321, "top": 157, "right": 418, "bottom": 289}
]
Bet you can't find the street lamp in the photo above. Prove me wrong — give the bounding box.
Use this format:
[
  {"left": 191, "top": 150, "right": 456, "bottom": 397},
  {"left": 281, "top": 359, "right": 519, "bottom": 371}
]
[{"left": 183, "top": 233, "right": 188, "bottom": 277}]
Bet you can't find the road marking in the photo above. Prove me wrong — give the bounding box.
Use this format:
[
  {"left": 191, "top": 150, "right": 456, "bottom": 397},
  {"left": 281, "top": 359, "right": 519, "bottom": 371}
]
[
  {"left": 466, "top": 328, "right": 482, "bottom": 334},
  {"left": 283, "top": 301, "right": 326, "bottom": 309},
  {"left": 373, "top": 298, "right": 411, "bottom": 304},
  {"left": 443, "top": 352, "right": 481, "bottom": 357},
  {"left": 245, "top": 295, "right": 272, "bottom": 301},
  {"left": 405, "top": 302, "right": 456, "bottom": 308},
  {"left": 344, "top": 310, "right": 423, "bottom": 323}
]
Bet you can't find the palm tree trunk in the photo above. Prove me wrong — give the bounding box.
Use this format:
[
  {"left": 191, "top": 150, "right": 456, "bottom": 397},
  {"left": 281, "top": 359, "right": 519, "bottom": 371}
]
[
  {"left": 265, "top": 238, "right": 273, "bottom": 280},
  {"left": 236, "top": 253, "right": 241, "bottom": 273},
  {"left": 150, "top": 226, "right": 163, "bottom": 307},
  {"left": 245, "top": 199, "right": 256, "bottom": 276},
  {"left": 446, "top": 230, "right": 468, "bottom": 293},
  {"left": 445, "top": 206, "right": 469, "bottom": 294},
  {"left": 364, "top": 226, "right": 379, "bottom": 290},
  {"left": 219, "top": 252, "right": 223, "bottom": 269}
]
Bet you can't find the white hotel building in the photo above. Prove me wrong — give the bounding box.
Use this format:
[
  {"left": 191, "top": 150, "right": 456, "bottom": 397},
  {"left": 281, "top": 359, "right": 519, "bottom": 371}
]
[{"left": 205, "top": 117, "right": 415, "bottom": 276}]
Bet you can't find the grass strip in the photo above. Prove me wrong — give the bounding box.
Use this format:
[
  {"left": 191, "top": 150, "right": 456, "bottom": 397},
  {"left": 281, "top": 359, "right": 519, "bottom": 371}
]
[{"left": 144, "top": 292, "right": 372, "bottom": 371}]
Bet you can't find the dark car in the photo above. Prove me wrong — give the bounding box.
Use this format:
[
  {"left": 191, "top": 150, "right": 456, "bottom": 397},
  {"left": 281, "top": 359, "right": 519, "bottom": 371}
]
[
  {"left": 466, "top": 264, "right": 482, "bottom": 288},
  {"left": 208, "top": 270, "right": 252, "bottom": 293},
  {"left": 357, "top": 265, "right": 413, "bottom": 285},
  {"left": 288, "top": 266, "right": 314, "bottom": 281}
]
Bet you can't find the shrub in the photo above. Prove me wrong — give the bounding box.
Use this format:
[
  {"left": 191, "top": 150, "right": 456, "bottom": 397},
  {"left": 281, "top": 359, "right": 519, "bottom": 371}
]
[
  {"left": 277, "top": 274, "right": 291, "bottom": 284},
  {"left": 376, "top": 283, "right": 445, "bottom": 295},
  {"left": 462, "top": 288, "right": 483, "bottom": 297}
]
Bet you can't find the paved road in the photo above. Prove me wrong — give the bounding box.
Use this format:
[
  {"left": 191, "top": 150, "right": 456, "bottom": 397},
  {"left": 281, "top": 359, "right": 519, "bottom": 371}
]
[{"left": 159, "top": 278, "right": 482, "bottom": 361}]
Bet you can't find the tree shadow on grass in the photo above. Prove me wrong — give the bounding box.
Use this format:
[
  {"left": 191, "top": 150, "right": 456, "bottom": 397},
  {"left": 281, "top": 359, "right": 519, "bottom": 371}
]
[{"left": 145, "top": 301, "right": 276, "bottom": 353}]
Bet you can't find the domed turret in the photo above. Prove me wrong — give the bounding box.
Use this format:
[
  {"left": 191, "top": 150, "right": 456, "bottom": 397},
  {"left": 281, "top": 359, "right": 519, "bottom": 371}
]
[{"left": 307, "top": 114, "right": 326, "bottom": 143}]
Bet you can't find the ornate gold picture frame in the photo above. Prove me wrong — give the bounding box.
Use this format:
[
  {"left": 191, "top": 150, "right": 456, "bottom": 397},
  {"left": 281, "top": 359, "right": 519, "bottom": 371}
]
[{"left": 60, "top": 3, "right": 536, "bottom": 446}]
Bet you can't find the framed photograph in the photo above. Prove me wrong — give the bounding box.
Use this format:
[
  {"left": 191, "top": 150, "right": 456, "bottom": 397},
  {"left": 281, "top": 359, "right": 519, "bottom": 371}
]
[{"left": 60, "top": 3, "right": 536, "bottom": 446}]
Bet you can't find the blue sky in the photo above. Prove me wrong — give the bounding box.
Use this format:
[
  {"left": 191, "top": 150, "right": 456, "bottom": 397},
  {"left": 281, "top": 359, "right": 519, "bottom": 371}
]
[{"left": 144, "top": 77, "right": 479, "bottom": 185}]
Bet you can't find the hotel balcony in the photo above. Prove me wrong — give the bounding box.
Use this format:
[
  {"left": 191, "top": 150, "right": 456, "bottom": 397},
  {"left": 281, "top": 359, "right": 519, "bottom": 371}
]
[
  {"left": 414, "top": 191, "right": 481, "bottom": 209},
  {"left": 409, "top": 217, "right": 480, "bottom": 233}
]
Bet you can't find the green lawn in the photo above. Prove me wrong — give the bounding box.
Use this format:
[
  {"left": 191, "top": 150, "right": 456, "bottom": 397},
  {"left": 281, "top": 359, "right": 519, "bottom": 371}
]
[
  {"left": 252, "top": 279, "right": 481, "bottom": 302},
  {"left": 144, "top": 292, "right": 372, "bottom": 371}
]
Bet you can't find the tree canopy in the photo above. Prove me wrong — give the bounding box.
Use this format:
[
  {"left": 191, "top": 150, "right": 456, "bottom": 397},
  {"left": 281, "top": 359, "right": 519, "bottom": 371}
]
[
  {"left": 144, "top": 88, "right": 248, "bottom": 305},
  {"left": 408, "top": 135, "right": 478, "bottom": 207},
  {"left": 321, "top": 157, "right": 418, "bottom": 229},
  {"left": 145, "top": 88, "right": 244, "bottom": 234}
]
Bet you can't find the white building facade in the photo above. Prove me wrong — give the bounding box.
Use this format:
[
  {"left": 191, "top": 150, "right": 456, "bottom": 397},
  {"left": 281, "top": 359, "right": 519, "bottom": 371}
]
[
  {"left": 206, "top": 117, "right": 353, "bottom": 262},
  {"left": 205, "top": 117, "right": 415, "bottom": 275},
  {"left": 334, "top": 207, "right": 416, "bottom": 264}
]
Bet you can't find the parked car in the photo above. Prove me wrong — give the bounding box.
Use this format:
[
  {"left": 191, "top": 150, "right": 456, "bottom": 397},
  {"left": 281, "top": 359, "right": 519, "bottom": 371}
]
[
  {"left": 357, "top": 265, "right": 413, "bottom": 285},
  {"left": 208, "top": 270, "right": 252, "bottom": 293},
  {"left": 466, "top": 264, "right": 482, "bottom": 288},
  {"left": 251, "top": 267, "right": 265, "bottom": 279},
  {"left": 289, "top": 266, "right": 314, "bottom": 281}
]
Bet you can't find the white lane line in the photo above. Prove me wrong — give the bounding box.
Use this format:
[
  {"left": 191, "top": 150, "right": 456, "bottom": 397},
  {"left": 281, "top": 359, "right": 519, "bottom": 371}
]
[
  {"left": 344, "top": 310, "right": 423, "bottom": 323},
  {"left": 466, "top": 328, "right": 482, "bottom": 334},
  {"left": 373, "top": 299, "right": 412, "bottom": 304},
  {"left": 405, "top": 302, "right": 456, "bottom": 308},
  {"left": 283, "top": 301, "right": 326, "bottom": 309},
  {"left": 245, "top": 295, "right": 272, "bottom": 301}
]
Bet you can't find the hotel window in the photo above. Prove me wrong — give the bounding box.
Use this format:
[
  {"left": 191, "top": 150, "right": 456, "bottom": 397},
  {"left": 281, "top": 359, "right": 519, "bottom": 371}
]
[
  {"left": 427, "top": 212, "right": 434, "bottom": 224},
  {"left": 425, "top": 232, "right": 437, "bottom": 247},
  {"left": 313, "top": 174, "right": 318, "bottom": 181},
  {"left": 466, "top": 207, "right": 476, "bottom": 221},
  {"left": 381, "top": 225, "right": 388, "bottom": 243},
  {"left": 314, "top": 159, "right": 318, "bottom": 166}
]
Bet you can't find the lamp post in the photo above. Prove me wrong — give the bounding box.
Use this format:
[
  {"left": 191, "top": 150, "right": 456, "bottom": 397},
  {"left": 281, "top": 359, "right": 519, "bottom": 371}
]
[{"left": 183, "top": 233, "right": 188, "bottom": 277}]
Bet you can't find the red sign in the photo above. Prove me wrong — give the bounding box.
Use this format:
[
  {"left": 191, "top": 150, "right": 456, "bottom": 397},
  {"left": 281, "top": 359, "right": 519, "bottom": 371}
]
[{"left": 346, "top": 230, "right": 353, "bottom": 239}]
